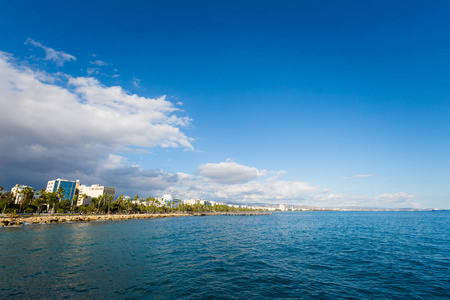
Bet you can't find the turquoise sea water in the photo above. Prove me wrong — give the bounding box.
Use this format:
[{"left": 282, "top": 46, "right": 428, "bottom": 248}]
[{"left": 1, "top": 211, "right": 449, "bottom": 299}]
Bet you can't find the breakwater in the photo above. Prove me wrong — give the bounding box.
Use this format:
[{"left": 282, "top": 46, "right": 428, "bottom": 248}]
[
  {"left": 0, "top": 212, "right": 272, "bottom": 226},
  {"left": 0, "top": 213, "right": 190, "bottom": 227}
]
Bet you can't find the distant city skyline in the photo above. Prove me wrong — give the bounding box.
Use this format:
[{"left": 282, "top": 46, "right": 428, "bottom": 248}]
[{"left": 1, "top": 1, "right": 449, "bottom": 208}]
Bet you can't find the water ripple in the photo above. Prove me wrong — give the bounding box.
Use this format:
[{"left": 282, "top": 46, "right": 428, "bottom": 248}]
[{"left": 1, "top": 212, "right": 450, "bottom": 299}]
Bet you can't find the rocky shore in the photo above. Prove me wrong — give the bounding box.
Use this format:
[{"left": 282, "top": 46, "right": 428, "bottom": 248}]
[{"left": 0, "top": 213, "right": 190, "bottom": 227}]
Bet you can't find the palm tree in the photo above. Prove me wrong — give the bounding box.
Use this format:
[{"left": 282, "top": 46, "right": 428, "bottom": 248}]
[
  {"left": 19, "top": 186, "right": 34, "bottom": 213},
  {"left": 97, "top": 193, "right": 106, "bottom": 213},
  {"left": 107, "top": 195, "right": 114, "bottom": 214},
  {"left": 126, "top": 198, "right": 132, "bottom": 213},
  {"left": 56, "top": 187, "right": 64, "bottom": 202},
  {"left": 46, "top": 192, "right": 59, "bottom": 213},
  {"left": 116, "top": 195, "right": 125, "bottom": 212},
  {"left": 71, "top": 194, "right": 78, "bottom": 211},
  {"left": 33, "top": 189, "right": 47, "bottom": 214}
]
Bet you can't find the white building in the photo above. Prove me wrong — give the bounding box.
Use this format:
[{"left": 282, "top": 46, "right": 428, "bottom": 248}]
[
  {"left": 183, "top": 199, "right": 201, "bottom": 205},
  {"left": 162, "top": 194, "right": 184, "bottom": 208},
  {"left": 11, "top": 185, "right": 31, "bottom": 204},
  {"left": 77, "top": 184, "right": 116, "bottom": 206},
  {"left": 183, "top": 199, "right": 212, "bottom": 206},
  {"left": 131, "top": 198, "right": 144, "bottom": 205},
  {"left": 279, "top": 203, "right": 288, "bottom": 211},
  {"left": 162, "top": 194, "right": 173, "bottom": 204}
]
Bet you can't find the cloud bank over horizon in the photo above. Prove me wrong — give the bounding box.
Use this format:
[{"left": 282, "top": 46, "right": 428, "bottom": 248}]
[
  {"left": 68, "top": 154, "right": 418, "bottom": 208},
  {"left": 0, "top": 42, "right": 419, "bottom": 208}
]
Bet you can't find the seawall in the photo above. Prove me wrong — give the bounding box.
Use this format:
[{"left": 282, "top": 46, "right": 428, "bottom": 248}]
[{"left": 0, "top": 213, "right": 190, "bottom": 227}]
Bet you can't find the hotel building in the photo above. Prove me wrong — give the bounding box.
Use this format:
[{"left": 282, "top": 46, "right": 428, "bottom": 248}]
[
  {"left": 77, "top": 184, "right": 116, "bottom": 206},
  {"left": 11, "top": 184, "right": 31, "bottom": 204},
  {"left": 46, "top": 179, "right": 79, "bottom": 203}
]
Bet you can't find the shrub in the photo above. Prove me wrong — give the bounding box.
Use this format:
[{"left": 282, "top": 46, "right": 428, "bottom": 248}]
[
  {"left": 3, "top": 208, "right": 17, "bottom": 214},
  {"left": 24, "top": 207, "right": 34, "bottom": 214}
]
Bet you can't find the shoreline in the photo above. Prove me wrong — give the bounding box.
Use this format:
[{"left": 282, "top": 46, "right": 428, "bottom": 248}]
[
  {"left": 0, "top": 212, "right": 272, "bottom": 227},
  {"left": 0, "top": 213, "right": 191, "bottom": 227}
]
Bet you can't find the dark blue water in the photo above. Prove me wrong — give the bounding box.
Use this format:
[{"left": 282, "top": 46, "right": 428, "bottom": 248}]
[{"left": 1, "top": 212, "right": 449, "bottom": 299}]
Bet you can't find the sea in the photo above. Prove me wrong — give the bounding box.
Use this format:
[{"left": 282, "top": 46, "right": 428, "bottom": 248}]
[{"left": 1, "top": 211, "right": 449, "bottom": 299}]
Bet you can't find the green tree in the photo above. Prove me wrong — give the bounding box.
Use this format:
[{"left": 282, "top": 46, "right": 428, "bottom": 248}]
[
  {"left": 126, "top": 198, "right": 132, "bottom": 213},
  {"left": 87, "top": 203, "right": 95, "bottom": 213},
  {"left": 19, "top": 186, "right": 35, "bottom": 213},
  {"left": 91, "top": 197, "right": 99, "bottom": 211},
  {"left": 32, "top": 189, "right": 47, "bottom": 214},
  {"left": 116, "top": 195, "right": 125, "bottom": 213},
  {"left": 47, "top": 192, "right": 59, "bottom": 213},
  {"left": 0, "top": 191, "right": 15, "bottom": 213},
  {"left": 133, "top": 195, "right": 139, "bottom": 211},
  {"left": 56, "top": 187, "right": 65, "bottom": 203},
  {"left": 96, "top": 194, "right": 105, "bottom": 213},
  {"left": 59, "top": 199, "right": 71, "bottom": 212},
  {"left": 107, "top": 195, "right": 114, "bottom": 214},
  {"left": 71, "top": 194, "right": 78, "bottom": 210}
]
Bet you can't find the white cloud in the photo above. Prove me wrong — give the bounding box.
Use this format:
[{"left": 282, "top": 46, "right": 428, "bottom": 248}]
[
  {"left": 82, "top": 158, "right": 318, "bottom": 203},
  {"left": 87, "top": 68, "right": 100, "bottom": 75},
  {"left": 0, "top": 51, "right": 192, "bottom": 188},
  {"left": 197, "top": 161, "right": 266, "bottom": 184},
  {"left": 25, "top": 38, "right": 76, "bottom": 66},
  {"left": 375, "top": 192, "right": 415, "bottom": 204},
  {"left": 132, "top": 76, "right": 141, "bottom": 88},
  {"left": 90, "top": 59, "right": 108, "bottom": 66},
  {"left": 311, "top": 191, "right": 419, "bottom": 208},
  {"left": 24, "top": 147, "right": 415, "bottom": 207},
  {"left": 353, "top": 174, "right": 373, "bottom": 178}
]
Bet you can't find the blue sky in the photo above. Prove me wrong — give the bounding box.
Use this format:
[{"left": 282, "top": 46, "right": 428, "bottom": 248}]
[{"left": 1, "top": 0, "right": 449, "bottom": 208}]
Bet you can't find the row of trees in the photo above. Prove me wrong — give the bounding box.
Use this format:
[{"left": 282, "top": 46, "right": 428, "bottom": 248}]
[
  {"left": 1, "top": 185, "right": 262, "bottom": 214},
  {"left": 73, "top": 200, "right": 261, "bottom": 214}
]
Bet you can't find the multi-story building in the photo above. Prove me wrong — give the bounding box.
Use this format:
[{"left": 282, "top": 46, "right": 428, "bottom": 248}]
[
  {"left": 161, "top": 194, "right": 183, "bottom": 208},
  {"left": 46, "top": 179, "right": 79, "bottom": 203},
  {"left": 210, "top": 201, "right": 226, "bottom": 206},
  {"left": 183, "top": 199, "right": 201, "bottom": 205},
  {"left": 279, "top": 203, "right": 288, "bottom": 211},
  {"left": 162, "top": 194, "right": 173, "bottom": 205},
  {"left": 77, "top": 184, "right": 116, "bottom": 206},
  {"left": 183, "top": 199, "right": 211, "bottom": 206},
  {"left": 11, "top": 184, "right": 31, "bottom": 204}
]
